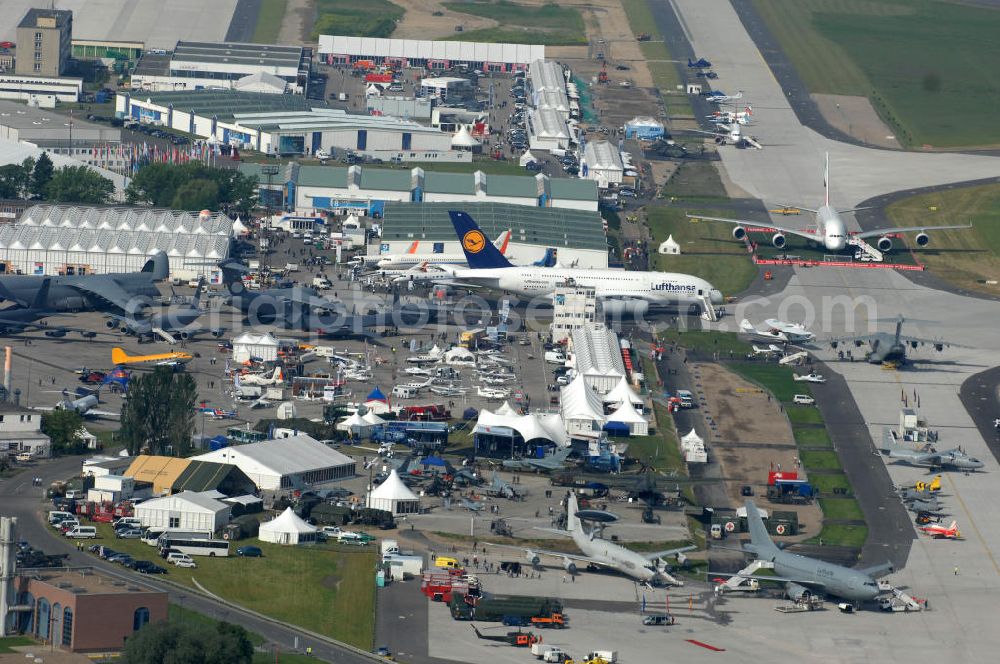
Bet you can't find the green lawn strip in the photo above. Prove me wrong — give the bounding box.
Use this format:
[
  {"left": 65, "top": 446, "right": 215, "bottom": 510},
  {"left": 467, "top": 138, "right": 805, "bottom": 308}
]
[
  {"left": 449, "top": 27, "right": 586, "bottom": 46},
  {"left": 443, "top": 1, "right": 584, "bottom": 32},
  {"left": 0, "top": 637, "right": 36, "bottom": 653},
  {"left": 313, "top": 0, "right": 404, "bottom": 39},
  {"left": 645, "top": 206, "right": 757, "bottom": 297},
  {"left": 726, "top": 363, "right": 807, "bottom": 403},
  {"left": 251, "top": 0, "right": 288, "bottom": 43},
  {"left": 799, "top": 450, "right": 842, "bottom": 472},
  {"left": 87, "top": 525, "right": 377, "bottom": 649},
  {"left": 793, "top": 426, "right": 831, "bottom": 447},
  {"left": 804, "top": 523, "right": 868, "bottom": 549},
  {"left": 817, "top": 497, "right": 864, "bottom": 522},
  {"left": 785, "top": 406, "right": 823, "bottom": 426}
]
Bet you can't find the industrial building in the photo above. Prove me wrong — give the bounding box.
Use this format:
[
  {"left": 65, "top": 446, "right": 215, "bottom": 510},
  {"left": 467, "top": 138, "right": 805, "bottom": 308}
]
[
  {"left": 193, "top": 434, "right": 356, "bottom": 491},
  {"left": 582, "top": 141, "right": 624, "bottom": 188},
  {"left": 0, "top": 403, "right": 51, "bottom": 459},
  {"left": 570, "top": 323, "right": 627, "bottom": 394},
  {"left": 15, "top": 8, "right": 73, "bottom": 77},
  {"left": 124, "top": 455, "right": 256, "bottom": 497},
  {"left": 0, "top": 73, "right": 82, "bottom": 103},
  {"left": 318, "top": 35, "right": 544, "bottom": 72},
  {"left": 240, "top": 163, "right": 598, "bottom": 216},
  {"left": 0, "top": 100, "right": 121, "bottom": 154},
  {"left": 12, "top": 566, "right": 168, "bottom": 652},
  {"left": 528, "top": 107, "right": 572, "bottom": 151},
  {"left": 116, "top": 90, "right": 455, "bottom": 160},
  {"left": 1, "top": 205, "right": 231, "bottom": 279},
  {"left": 526, "top": 59, "right": 573, "bottom": 149},
  {"left": 130, "top": 41, "right": 310, "bottom": 94},
  {"left": 377, "top": 201, "right": 608, "bottom": 268}
]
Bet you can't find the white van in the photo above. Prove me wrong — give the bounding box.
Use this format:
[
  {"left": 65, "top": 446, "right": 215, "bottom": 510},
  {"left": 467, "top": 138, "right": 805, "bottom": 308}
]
[
  {"left": 114, "top": 517, "right": 142, "bottom": 530},
  {"left": 64, "top": 525, "right": 97, "bottom": 539},
  {"left": 168, "top": 552, "right": 197, "bottom": 567},
  {"left": 48, "top": 510, "right": 75, "bottom": 525},
  {"left": 312, "top": 277, "right": 333, "bottom": 290},
  {"left": 392, "top": 385, "right": 418, "bottom": 399},
  {"left": 792, "top": 394, "right": 816, "bottom": 405},
  {"left": 544, "top": 351, "right": 566, "bottom": 364}
]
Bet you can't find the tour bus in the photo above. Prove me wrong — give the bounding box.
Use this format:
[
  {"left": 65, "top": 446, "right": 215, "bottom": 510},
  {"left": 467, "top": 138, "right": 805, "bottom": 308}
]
[{"left": 157, "top": 533, "right": 230, "bottom": 557}]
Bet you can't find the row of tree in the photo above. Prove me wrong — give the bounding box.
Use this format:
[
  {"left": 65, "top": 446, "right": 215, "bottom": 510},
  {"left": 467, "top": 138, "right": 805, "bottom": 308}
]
[
  {"left": 120, "top": 367, "right": 198, "bottom": 456},
  {"left": 0, "top": 153, "right": 115, "bottom": 204},
  {"left": 125, "top": 162, "right": 258, "bottom": 214}
]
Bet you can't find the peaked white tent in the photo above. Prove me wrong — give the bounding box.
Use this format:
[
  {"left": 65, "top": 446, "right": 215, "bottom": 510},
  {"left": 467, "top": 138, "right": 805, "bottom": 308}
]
[
  {"left": 475, "top": 409, "right": 567, "bottom": 447},
  {"left": 231, "top": 216, "right": 249, "bottom": 236},
  {"left": 658, "top": 234, "right": 681, "bottom": 255},
  {"left": 367, "top": 469, "right": 420, "bottom": 514},
  {"left": 561, "top": 374, "right": 606, "bottom": 435},
  {"left": 259, "top": 507, "right": 318, "bottom": 545},
  {"left": 451, "top": 125, "right": 481, "bottom": 150},
  {"left": 606, "top": 399, "right": 648, "bottom": 436},
  {"left": 495, "top": 401, "right": 519, "bottom": 417},
  {"left": 519, "top": 150, "right": 538, "bottom": 167},
  {"left": 361, "top": 411, "right": 386, "bottom": 427},
  {"left": 445, "top": 347, "right": 475, "bottom": 365},
  {"left": 337, "top": 411, "right": 370, "bottom": 437},
  {"left": 603, "top": 376, "right": 644, "bottom": 411}
]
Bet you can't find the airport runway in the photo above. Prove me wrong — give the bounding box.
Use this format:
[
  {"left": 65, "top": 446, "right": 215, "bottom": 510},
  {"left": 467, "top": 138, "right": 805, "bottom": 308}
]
[{"left": 225, "top": 0, "right": 262, "bottom": 43}]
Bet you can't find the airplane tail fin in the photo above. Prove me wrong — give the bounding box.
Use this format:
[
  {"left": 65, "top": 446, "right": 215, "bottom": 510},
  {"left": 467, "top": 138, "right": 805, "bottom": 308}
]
[
  {"left": 744, "top": 500, "right": 780, "bottom": 557},
  {"left": 948, "top": 521, "right": 958, "bottom": 532},
  {"left": 739, "top": 319, "right": 755, "bottom": 334},
  {"left": 448, "top": 211, "right": 513, "bottom": 269},
  {"left": 567, "top": 491, "right": 581, "bottom": 533},
  {"left": 493, "top": 229, "right": 512, "bottom": 255},
  {"left": 823, "top": 152, "right": 830, "bottom": 208},
  {"left": 406, "top": 241, "right": 419, "bottom": 254},
  {"left": 31, "top": 278, "right": 52, "bottom": 310},
  {"left": 534, "top": 248, "right": 557, "bottom": 267},
  {"left": 111, "top": 347, "right": 129, "bottom": 366},
  {"left": 141, "top": 251, "right": 170, "bottom": 281},
  {"left": 192, "top": 277, "right": 207, "bottom": 308}
]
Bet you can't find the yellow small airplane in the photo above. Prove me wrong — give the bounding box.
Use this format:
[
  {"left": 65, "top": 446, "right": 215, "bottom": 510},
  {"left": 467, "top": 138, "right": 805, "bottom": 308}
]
[
  {"left": 112, "top": 347, "right": 193, "bottom": 368},
  {"left": 914, "top": 475, "right": 942, "bottom": 493}
]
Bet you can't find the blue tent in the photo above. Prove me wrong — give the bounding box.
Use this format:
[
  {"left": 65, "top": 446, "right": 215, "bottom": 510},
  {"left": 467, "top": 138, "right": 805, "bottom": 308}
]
[
  {"left": 366, "top": 386, "right": 389, "bottom": 403},
  {"left": 421, "top": 456, "right": 447, "bottom": 467},
  {"left": 603, "top": 421, "right": 631, "bottom": 436}
]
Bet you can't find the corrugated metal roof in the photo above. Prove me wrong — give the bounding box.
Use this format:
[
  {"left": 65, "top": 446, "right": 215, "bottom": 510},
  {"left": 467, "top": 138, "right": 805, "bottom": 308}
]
[
  {"left": 549, "top": 178, "right": 597, "bottom": 201},
  {"left": 126, "top": 455, "right": 191, "bottom": 495},
  {"left": 129, "top": 90, "right": 316, "bottom": 122},
  {"left": 297, "top": 166, "right": 349, "bottom": 188},
  {"left": 359, "top": 168, "right": 412, "bottom": 192},
  {"left": 172, "top": 461, "right": 248, "bottom": 493},
  {"left": 381, "top": 201, "right": 606, "bottom": 251},
  {"left": 483, "top": 174, "right": 537, "bottom": 198},
  {"left": 19, "top": 205, "right": 232, "bottom": 235},
  {"left": 172, "top": 41, "right": 303, "bottom": 68},
  {"left": 319, "top": 36, "right": 544, "bottom": 65},
  {"left": 194, "top": 434, "right": 355, "bottom": 475},
  {"left": 584, "top": 141, "right": 624, "bottom": 171},
  {"left": 424, "top": 172, "right": 474, "bottom": 195}
]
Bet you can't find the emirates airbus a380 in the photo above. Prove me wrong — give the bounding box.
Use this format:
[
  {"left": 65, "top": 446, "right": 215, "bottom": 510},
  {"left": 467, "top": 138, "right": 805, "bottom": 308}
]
[
  {"left": 690, "top": 153, "right": 972, "bottom": 254},
  {"left": 436, "top": 211, "right": 722, "bottom": 315}
]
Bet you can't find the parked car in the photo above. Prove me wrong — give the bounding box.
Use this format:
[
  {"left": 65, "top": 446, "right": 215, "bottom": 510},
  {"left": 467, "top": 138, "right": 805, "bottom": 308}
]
[
  {"left": 116, "top": 528, "right": 143, "bottom": 539},
  {"left": 133, "top": 560, "right": 168, "bottom": 574},
  {"left": 792, "top": 394, "right": 816, "bottom": 405},
  {"left": 237, "top": 546, "right": 263, "bottom": 558},
  {"left": 643, "top": 614, "right": 675, "bottom": 626}
]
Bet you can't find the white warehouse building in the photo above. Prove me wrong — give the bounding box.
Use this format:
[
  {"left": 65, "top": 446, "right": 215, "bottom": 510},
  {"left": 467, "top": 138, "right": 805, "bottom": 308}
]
[
  {"left": 134, "top": 491, "right": 232, "bottom": 534},
  {"left": 0, "top": 205, "right": 230, "bottom": 279},
  {"left": 528, "top": 108, "right": 571, "bottom": 151},
  {"left": 582, "top": 141, "right": 624, "bottom": 188},
  {"left": 117, "top": 90, "right": 456, "bottom": 160},
  {"left": 319, "top": 35, "right": 544, "bottom": 72}
]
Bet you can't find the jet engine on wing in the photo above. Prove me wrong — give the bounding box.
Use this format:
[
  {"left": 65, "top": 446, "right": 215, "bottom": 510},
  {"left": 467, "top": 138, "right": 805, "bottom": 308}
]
[
  {"left": 877, "top": 237, "right": 893, "bottom": 252},
  {"left": 772, "top": 233, "right": 786, "bottom": 248},
  {"left": 563, "top": 558, "right": 577, "bottom": 575},
  {"left": 916, "top": 232, "right": 930, "bottom": 247},
  {"left": 525, "top": 550, "right": 540, "bottom": 566},
  {"left": 732, "top": 226, "right": 746, "bottom": 240},
  {"left": 786, "top": 582, "right": 812, "bottom": 601}
]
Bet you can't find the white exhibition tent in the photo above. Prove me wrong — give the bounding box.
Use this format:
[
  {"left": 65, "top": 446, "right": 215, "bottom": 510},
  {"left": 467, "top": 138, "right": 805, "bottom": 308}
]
[
  {"left": 519, "top": 150, "right": 537, "bottom": 167},
  {"left": 362, "top": 411, "right": 386, "bottom": 427},
  {"left": 560, "top": 375, "right": 606, "bottom": 435},
  {"left": 445, "top": 347, "right": 475, "bottom": 365},
  {"left": 658, "top": 234, "right": 681, "bottom": 255},
  {"left": 337, "top": 411, "right": 371, "bottom": 437},
  {"left": 259, "top": 507, "right": 318, "bottom": 545},
  {"left": 495, "top": 401, "right": 518, "bottom": 417},
  {"left": 475, "top": 409, "right": 567, "bottom": 447},
  {"left": 367, "top": 469, "right": 420, "bottom": 515},
  {"left": 605, "top": 399, "right": 648, "bottom": 436},
  {"left": 603, "top": 376, "right": 644, "bottom": 411},
  {"left": 451, "top": 125, "right": 481, "bottom": 149},
  {"left": 232, "top": 332, "right": 279, "bottom": 363}
]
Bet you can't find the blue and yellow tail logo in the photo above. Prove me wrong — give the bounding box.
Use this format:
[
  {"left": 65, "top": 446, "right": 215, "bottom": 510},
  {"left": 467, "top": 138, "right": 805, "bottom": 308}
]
[{"left": 462, "top": 230, "right": 487, "bottom": 254}]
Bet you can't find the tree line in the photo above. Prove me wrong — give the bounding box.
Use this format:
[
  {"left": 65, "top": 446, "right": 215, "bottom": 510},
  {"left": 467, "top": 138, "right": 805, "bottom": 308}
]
[{"left": 0, "top": 153, "right": 114, "bottom": 205}]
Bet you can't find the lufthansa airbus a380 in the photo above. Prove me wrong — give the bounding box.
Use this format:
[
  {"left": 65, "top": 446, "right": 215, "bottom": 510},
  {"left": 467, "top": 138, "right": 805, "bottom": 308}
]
[
  {"left": 689, "top": 154, "right": 972, "bottom": 254},
  {"left": 440, "top": 211, "right": 722, "bottom": 314}
]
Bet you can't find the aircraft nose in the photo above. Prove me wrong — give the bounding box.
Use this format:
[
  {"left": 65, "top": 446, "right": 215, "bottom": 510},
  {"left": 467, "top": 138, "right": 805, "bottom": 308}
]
[{"left": 709, "top": 289, "right": 724, "bottom": 305}]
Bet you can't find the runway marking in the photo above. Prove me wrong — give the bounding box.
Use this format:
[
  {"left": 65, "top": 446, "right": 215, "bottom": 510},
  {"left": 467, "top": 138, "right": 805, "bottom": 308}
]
[
  {"left": 686, "top": 639, "right": 726, "bottom": 652},
  {"left": 944, "top": 472, "right": 1000, "bottom": 577}
]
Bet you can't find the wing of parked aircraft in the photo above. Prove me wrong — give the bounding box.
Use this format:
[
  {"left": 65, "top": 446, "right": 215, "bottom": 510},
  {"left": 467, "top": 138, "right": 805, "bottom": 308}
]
[
  {"left": 70, "top": 279, "right": 144, "bottom": 314},
  {"left": 483, "top": 541, "right": 617, "bottom": 569},
  {"left": 641, "top": 545, "right": 697, "bottom": 562},
  {"left": 687, "top": 214, "right": 819, "bottom": 242},
  {"left": 854, "top": 223, "right": 972, "bottom": 240}
]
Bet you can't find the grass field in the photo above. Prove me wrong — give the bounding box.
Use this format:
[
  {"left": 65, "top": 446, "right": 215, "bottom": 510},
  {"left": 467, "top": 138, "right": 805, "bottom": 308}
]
[
  {"left": 818, "top": 497, "right": 865, "bottom": 521},
  {"left": 630, "top": 403, "right": 686, "bottom": 475},
  {"left": 793, "top": 426, "right": 831, "bottom": 447},
  {"left": 620, "top": 0, "right": 690, "bottom": 113},
  {"left": 646, "top": 207, "right": 758, "bottom": 296},
  {"left": 655, "top": 329, "right": 752, "bottom": 356},
  {"left": 0, "top": 637, "right": 35, "bottom": 653},
  {"left": 752, "top": 0, "right": 1000, "bottom": 147},
  {"left": 88, "top": 525, "right": 377, "bottom": 649},
  {"left": 727, "top": 363, "right": 808, "bottom": 403},
  {"left": 445, "top": 1, "right": 587, "bottom": 46},
  {"left": 808, "top": 472, "right": 852, "bottom": 495},
  {"left": 886, "top": 183, "right": 1000, "bottom": 294},
  {"left": 660, "top": 161, "right": 728, "bottom": 200},
  {"left": 312, "top": 0, "right": 404, "bottom": 39},
  {"left": 785, "top": 405, "right": 822, "bottom": 426},
  {"left": 799, "top": 450, "right": 843, "bottom": 471},
  {"left": 251, "top": 0, "right": 288, "bottom": 43},
  {"left": 806, "top": 523, "right": 868, "bottom": 549}
]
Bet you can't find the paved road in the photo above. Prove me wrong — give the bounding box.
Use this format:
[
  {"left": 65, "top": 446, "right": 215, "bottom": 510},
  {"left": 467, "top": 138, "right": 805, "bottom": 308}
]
[
  {"left": 226, "top": 0, "right": 262, "bottom": 43},
  {"left": 959, "top": 367, "right": 1000, "bottom": 464},
  {"left": 0, "top": 458, "right": 377, "bottom": 664}
]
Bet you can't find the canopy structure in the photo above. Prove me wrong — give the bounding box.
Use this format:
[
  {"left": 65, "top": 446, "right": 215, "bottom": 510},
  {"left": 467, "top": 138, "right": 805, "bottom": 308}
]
[
  {"left": 232, "top": 216, "right": 249, "bottom": 236},
  {"left": 475, "top": 409, "right": 567, "bottom": 447},
  {"left": 367, "top": 469, "right": 420, "bottom": 515},
  {"left": 519, "top": 150, "right": 537, "bottom": 166},
  {"left": 361, "top": 411, "right": 386, "bottom": 426},
  {"left": 605, "top": 399, "right": 648, "bottom": 436},
  {"left": 451, "top": 125, "right": 481, "bottom": 148},
  {"left": 658, "top": 234, "right": 681, "bottom": 255},
  {"left": 337, "top": 411, "right": 370, "bottom": 436},
  {"left": 445, "top": 347, "right": 475, "bottom": 364},
  {"left": 681, "top": 429, "right": 703, "bottom": 447},
  {"left": 495, "top": 401, "right": 519, "bottom": 417},
  {"left": 364, "top": 386, "right": 392, "bottom": 414},
  {"left": 258, "top": 507, "right": 318, "bottom": 545}
]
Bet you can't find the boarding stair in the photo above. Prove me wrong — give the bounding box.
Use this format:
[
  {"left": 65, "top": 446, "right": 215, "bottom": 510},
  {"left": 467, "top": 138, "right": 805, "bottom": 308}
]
[
  {"left": 699, "top": 294, "right": 719, "bottom": 322},
  {"left": 847, "top": 236, "right": 884, "bottom": 263},
  {"left": 715, "top": 559, "right": 772, "bottom": 594},
  {"left": 877, "top": 581, "right": 925, "bottom": 612},
  {"left": 152, "top": 327, "right": 177, "bottom": 343}
]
